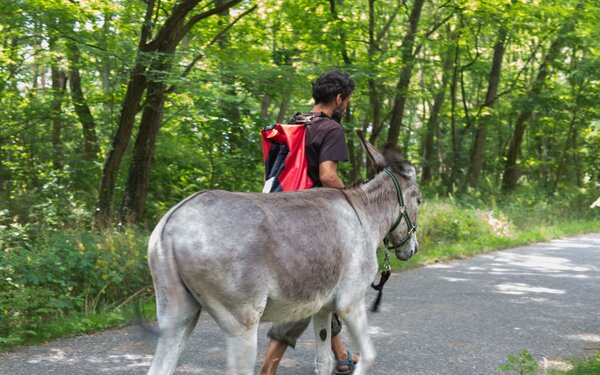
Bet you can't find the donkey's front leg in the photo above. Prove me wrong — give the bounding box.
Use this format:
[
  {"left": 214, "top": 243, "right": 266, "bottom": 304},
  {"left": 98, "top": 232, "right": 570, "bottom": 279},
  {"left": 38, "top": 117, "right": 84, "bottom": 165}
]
[
  {"left": 312, "top": 310, "right": 333, "bottom": 375},
  {"left": 339, "top": 301, "right": 375, "bottom": 375}
]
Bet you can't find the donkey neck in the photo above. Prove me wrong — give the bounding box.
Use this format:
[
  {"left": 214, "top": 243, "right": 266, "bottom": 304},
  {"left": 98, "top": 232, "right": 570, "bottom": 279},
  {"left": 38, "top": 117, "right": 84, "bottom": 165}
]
[{"left": 350, "top": 171, "right": 404, "bottom": 248}]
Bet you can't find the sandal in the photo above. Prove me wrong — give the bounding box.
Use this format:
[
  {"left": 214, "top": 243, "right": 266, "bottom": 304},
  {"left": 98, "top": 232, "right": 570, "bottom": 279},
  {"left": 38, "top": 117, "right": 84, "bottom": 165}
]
[{"left": 335, "top": 351, "right": 357, "bottom": 375}]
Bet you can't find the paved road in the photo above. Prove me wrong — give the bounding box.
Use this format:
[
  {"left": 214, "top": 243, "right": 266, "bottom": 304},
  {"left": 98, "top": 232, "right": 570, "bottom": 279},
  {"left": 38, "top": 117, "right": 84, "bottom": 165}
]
[{"left": 1, "top": 233, "right": 599, "bottom": 374}]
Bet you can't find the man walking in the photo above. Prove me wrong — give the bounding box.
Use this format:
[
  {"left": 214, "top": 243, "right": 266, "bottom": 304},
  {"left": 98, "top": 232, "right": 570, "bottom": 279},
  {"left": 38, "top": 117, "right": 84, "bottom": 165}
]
[{"left": 260, "top": 70, "right": 358, "bottom": 375}]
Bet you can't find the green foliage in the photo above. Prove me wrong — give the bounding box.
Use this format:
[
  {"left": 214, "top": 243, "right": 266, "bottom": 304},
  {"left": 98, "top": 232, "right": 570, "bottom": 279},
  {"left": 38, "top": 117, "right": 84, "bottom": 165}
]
[
  {"left": 557, "top": 353, "right": 600, "bottom": 375},
  {"left": 498, "top": 350, "right": 539, "bottom": 375},
  {"left": 418, "top": 199, "right": 496, "bottom": 247},
  {"left": 2, "top": 0, "right": 600, "bottom": 226},
  {"left": 0, "top": 223, "right": 150, "bottom": 348}
]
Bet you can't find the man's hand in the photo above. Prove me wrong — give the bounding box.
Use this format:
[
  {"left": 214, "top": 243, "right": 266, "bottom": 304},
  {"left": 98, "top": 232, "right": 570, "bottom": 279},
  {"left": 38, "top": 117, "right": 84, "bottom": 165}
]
[{"left": 319, "top": 160, "right": 345, "bottom": 188}]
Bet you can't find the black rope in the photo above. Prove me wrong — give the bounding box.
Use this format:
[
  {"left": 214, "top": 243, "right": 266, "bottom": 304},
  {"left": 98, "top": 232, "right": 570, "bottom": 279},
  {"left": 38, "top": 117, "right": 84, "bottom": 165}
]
[{"left": 370, "top": 269, "right": 391, "bottom": 312}]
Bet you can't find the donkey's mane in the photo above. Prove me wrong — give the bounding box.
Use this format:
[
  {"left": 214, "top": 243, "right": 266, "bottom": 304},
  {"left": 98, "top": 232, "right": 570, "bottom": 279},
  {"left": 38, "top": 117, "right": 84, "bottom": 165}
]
[{"left": 343, "top": 170, "right": 395, "bottom": 215}]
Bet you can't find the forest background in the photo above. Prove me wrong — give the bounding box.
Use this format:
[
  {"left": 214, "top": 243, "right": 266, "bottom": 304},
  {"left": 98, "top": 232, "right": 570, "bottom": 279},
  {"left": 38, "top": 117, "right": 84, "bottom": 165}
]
[{"left": 1, "top": 0, "right": 599, "bottom": 351}]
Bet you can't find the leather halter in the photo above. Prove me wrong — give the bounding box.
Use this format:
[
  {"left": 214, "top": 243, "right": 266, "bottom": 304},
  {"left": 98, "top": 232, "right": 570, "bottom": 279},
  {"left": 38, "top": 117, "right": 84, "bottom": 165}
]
[{"left": 382, "top": 167, "right": 416, "bottom": 249}]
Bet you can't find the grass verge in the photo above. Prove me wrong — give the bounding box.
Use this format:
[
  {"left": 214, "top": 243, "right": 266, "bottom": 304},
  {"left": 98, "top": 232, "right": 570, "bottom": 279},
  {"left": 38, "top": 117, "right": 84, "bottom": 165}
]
[
  {"left": 389, "top": 218, "right": 600, "bottom": 270},
  {"left": 0, "top": 299, "right": 157, "bottom": 351},
  {"left": 550, "top": 353, "right": 600, "bottom": 374}
]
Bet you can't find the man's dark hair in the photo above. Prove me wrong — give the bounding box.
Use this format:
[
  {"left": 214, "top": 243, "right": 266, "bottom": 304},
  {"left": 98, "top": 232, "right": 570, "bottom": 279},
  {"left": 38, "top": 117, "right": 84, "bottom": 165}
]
[{"left": 312, "top": 70, "right": 355, "bottom": 104}]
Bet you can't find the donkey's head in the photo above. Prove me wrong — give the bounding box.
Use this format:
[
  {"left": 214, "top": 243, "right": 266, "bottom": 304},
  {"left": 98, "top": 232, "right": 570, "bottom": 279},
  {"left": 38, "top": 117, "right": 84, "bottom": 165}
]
[{"left": 356, "top": 130, "right": 421, "bottom": 261}]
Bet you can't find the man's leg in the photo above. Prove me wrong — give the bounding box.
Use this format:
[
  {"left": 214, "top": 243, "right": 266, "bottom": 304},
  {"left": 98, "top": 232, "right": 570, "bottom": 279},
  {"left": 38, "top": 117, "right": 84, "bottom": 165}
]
[
  {"left": 260, "top": 318, "right": 311, "bottom": 375},
  {"left": 261, "top": 315, "right": 358, "bottom": 374},
  {"left": 331, "top": 314, "right": 358, "bottom": 374},
  {"left": 260, "top": 339, "right": 288, "bottom": 375}
]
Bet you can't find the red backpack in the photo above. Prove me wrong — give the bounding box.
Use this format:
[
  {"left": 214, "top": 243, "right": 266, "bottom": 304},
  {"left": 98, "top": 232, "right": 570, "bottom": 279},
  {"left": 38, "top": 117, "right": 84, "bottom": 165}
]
[{"left": 261, "top": 113, "right": 319, "bottom": 193}]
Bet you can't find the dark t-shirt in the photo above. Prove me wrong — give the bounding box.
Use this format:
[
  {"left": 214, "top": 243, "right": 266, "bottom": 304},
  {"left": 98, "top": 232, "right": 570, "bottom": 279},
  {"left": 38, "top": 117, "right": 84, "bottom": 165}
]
[{"left": 294, "top": 112, "right": 349, "bottom": 187}]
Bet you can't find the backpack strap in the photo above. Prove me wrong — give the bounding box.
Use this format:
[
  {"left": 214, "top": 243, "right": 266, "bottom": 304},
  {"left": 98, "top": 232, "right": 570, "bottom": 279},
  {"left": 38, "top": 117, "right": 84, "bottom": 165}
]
[{"left": 288, "top": 112, "right": 325, "bottom": 126}]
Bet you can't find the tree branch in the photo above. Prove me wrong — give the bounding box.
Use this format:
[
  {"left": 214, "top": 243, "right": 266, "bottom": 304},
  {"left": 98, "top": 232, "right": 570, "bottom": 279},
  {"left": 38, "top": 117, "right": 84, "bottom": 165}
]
[
  {"left": 424, "top": 11, "right": 454, "bottom": 39},
  {"left": 460, "top": 69, "right": 472, "bottom": 128},
  {"left": 175, "top": 0, "right": 244, "bottom": 46},
  {"left": 376, "top": 6, "right": 401, "bottom": 47},
  {"left": 145, "top": 0, "right": 202, "bottom": 51},
  {"left": 165, "top": 4, "right": 257, "bottom": 94}
]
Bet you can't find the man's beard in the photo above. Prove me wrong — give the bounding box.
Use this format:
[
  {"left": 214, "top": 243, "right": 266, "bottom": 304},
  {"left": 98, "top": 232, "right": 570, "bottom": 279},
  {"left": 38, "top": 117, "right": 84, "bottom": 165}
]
[{"left": 332, "top": 105, "right": 344, "bottom": 123}]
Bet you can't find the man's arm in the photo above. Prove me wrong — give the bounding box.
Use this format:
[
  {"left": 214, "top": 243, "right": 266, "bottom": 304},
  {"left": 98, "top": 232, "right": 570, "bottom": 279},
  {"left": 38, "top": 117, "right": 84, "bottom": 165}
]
[{"left": 319, "top": 160, "right": 345, "bottom": 188}]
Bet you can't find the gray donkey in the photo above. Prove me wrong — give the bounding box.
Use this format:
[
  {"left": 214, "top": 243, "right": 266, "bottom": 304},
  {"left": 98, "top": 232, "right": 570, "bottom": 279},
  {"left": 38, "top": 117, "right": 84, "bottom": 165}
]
[{"left": 147, "top": 131, "right": 421, "bottom": 375}]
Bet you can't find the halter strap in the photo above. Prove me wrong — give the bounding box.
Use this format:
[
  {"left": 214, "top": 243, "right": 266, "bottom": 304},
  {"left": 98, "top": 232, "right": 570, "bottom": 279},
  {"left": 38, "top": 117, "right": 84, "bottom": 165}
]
[{"left": 382, "top": 167, "right": 416, "bottom": 249}]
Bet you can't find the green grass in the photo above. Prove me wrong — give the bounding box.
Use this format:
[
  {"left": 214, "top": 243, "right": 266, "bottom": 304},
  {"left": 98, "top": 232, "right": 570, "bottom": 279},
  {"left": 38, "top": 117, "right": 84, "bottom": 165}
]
[
  {"left": 548, "top": 354, "right": 600, "bottom": 374},
  {"left": 0, "top": 299, "right": 157, "bottom": 350}
]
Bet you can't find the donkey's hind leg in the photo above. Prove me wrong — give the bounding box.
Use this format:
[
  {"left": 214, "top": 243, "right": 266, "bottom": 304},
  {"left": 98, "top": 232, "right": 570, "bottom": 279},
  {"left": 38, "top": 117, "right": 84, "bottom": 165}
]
[
  {"left": 208, "top": 300, "right": 263, "bottom": 375},
  {"left": 223, "top": 323, "right": 259, "bottom": 375},
  {"left": 147, "top": 280, "right": 201, "bottom": 375}
]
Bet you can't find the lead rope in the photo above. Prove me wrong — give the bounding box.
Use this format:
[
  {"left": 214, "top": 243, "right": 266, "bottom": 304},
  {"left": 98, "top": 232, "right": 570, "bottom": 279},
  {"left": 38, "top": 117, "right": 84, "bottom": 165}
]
[{"left": 370, "top": 251, "right": 392, "bottom": 312}]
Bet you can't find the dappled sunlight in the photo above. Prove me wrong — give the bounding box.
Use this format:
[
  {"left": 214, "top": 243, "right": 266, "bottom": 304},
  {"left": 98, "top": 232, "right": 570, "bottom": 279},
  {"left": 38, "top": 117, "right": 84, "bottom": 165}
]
[
  {"left": 441, "top": 276, "right": 471, "bottom": 282},
  {"left": 490, "top": 253, "right": 592, "bottom": 273},
  {"left": 551, "top": 239, "right": 598, "bottom": 249},
  {"left": 422, "top": 236, "right": 599, "bottom": 302},
  {"left": 26, "top": 348, "right": 75, "bottom": 364},
  {"left": 540, "top": 359, "right": 574, "bottom": 372},
  {"left": 563, "top": 333, "right": 600, "bottom": 343},
  {"left": 25, "top": 348, "right": 153, "bottom": 372},
  {"left": 368, "top": 324, "right": 393, "bottom": 337},
  {"left": 494, "top": 282, "right": 565, "bottom": 295},
  {"left": 426, "top": 263, "right": 453, "bottom": 269}
]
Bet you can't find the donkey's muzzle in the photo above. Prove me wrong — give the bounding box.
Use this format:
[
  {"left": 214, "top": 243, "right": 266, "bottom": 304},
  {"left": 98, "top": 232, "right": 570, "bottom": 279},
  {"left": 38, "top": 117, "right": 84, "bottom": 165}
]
[{"left": 395, "top": 240, "right": 418, "bottom": 261}]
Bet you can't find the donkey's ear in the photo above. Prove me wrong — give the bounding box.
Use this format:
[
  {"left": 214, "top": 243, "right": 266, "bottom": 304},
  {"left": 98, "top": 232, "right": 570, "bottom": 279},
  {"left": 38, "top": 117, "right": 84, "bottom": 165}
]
[
  {"left": 398, "top": 161, "right": 416, "bottom": 180},
  {"left": 384, "top": 147, "right": 416, "bottom": 180},
  {"left": 355, "top": 129, "right": 388, "bottom": 171}
]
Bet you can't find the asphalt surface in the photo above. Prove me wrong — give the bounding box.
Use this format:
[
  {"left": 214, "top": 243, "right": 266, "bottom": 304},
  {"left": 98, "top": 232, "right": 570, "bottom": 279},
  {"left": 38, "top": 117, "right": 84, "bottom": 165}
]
[{"left": 1, "top": 233, "right": 599, "bottom": 374}]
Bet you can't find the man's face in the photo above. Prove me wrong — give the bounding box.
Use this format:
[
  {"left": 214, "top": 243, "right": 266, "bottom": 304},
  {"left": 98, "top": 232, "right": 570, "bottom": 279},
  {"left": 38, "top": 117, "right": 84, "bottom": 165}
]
[{"left": 332, "top": 94, "right": 352, "bottom": 123}]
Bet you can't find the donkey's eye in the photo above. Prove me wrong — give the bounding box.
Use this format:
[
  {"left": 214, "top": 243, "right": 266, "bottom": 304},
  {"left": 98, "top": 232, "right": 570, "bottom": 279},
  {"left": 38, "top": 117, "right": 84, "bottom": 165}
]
[{"left": 417, "top": 197, "right": 422, "bottom": 205}]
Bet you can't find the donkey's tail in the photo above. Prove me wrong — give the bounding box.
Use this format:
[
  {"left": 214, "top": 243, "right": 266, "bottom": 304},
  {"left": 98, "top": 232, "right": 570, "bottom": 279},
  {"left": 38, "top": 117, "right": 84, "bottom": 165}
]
[{"left": 133, "top": 296, "right": 160, "bottom": 338}]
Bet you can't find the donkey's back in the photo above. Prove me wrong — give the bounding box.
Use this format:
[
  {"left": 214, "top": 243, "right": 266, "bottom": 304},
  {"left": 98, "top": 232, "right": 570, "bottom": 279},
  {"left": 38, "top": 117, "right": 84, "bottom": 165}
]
[{"left": 151, "top": 189, "right": 362, "bottom": 323}]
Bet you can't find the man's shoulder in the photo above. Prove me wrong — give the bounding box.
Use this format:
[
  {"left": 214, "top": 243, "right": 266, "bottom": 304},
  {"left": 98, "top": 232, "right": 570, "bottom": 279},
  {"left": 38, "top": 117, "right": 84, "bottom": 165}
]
[{"left": 311, "top": 116, "right": 343, "bottom": 132}]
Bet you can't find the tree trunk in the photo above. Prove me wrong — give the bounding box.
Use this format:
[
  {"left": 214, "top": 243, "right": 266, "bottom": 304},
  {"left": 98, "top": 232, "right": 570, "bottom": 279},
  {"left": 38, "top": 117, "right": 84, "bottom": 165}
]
[
  {"left": 552, "top": 82, "right": 583, "bottom": 193},
  {"left": 120, "top": 79, "right": 167, "bottom": 223},
  {"left": 329, "top": 0, "right": 351, "bottom": 65},
  {"left": 386, "top": 0, "right": 425, "bottom": 148},
  {"left": 96, "top": 62, "right": 148, "bottom": 225},
  {"left": 445, "top": 31, "right": 461, "bottom": 194},
  {"left": 501, "top": 24, "right": 572, "bottom": 193},
  {"left": 51, "top": 65, "right": 66, "bottom": 170},
  {"left": 261, "top": 94, "right": 271, "bottom": 120},
  {"left": 276, "top": 95, "right": 290, "bottom": 123},
  {"left": 67, "top": 41, "right": 98, "bottom": 160},
  {"left": 367, "top": 0, "right": 383, "bottom": 144},
  {"left": 502, "top": 110, "right": 530, "bottom": 192},
  {"left": 0, "top": 153, "right": 5, "bottom": 192},
  {"left": 467, "top": 24, "right": 508, "bottom": 186},
  {"left": 552, "top": 109, "right": 578, "bottom": 193},
  {"left": 422, "top": 26, "right": 456, "bottom": 183},
  {"left": 100, "top": 12, "right": 113, "bottom": 92},
  {"left": 117, "top": 0, "right": 243, "bottom": 224},
  {"left": 347, "top": 135, "right": 360, "bottom": 183},
  {"left": 95, "top": 0, "right": 156, "bottom": 226}
]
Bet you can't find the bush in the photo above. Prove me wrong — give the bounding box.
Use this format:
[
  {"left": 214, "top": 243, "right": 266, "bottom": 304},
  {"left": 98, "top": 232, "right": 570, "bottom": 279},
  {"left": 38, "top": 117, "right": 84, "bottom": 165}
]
[
  {"left": 0, "top": 222, "right": 151, "bottom": 347},
  {"left": 417, "top": 198, "right": 513, "bottom": 250}
]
